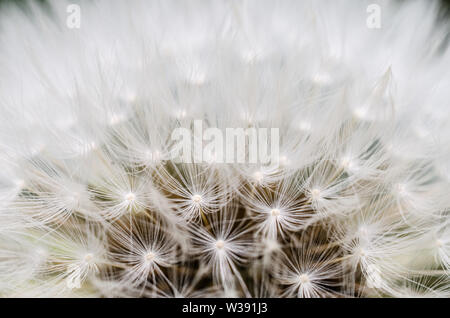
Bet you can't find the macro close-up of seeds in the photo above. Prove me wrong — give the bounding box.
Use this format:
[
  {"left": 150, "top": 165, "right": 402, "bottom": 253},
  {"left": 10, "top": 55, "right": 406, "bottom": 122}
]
[{"left": 0, "top": 0, "right": 449, "bottom": 298}]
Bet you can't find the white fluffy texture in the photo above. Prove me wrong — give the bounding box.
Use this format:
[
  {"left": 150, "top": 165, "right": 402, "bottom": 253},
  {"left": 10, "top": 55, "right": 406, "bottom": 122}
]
[{"left": 0, "top": 0, "right": 449, "bottom": 297}]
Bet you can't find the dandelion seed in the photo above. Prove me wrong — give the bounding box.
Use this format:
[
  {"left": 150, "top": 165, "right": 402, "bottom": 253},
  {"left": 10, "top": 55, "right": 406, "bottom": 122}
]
[
  {"left": 310, "top": 188, "right": 322, "bottom": 201},
  {"left": 271, "top": 209, "right": 280, "bottom": 217},
  {"left": 192, "top": 194, "right": 203, "bottom": 205},
  {"left": 124, "top": 192, "right": 136, "bottom": 203},
  {"left": 252, "top": 171, "right": 264, "bottom": 183},
  {"left": 298, "top": 273, "right": 310, "bottom": 284},
  {"left": 215, "top": 240, "right": 225, "bottom": 249}
]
